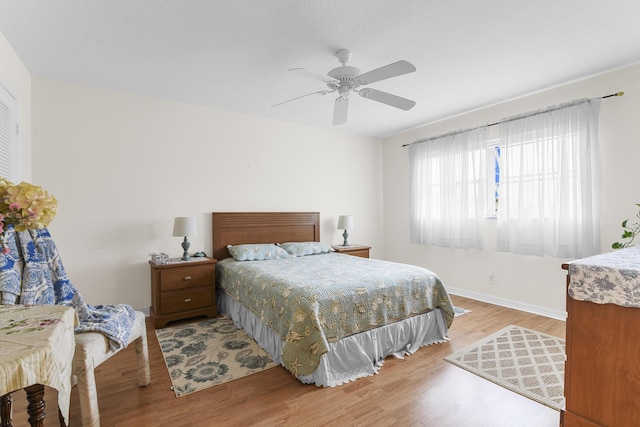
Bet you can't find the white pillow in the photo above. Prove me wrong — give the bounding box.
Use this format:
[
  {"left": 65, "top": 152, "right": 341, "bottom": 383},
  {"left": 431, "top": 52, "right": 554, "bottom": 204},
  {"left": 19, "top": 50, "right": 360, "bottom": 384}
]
[
  {"left": 227, "top": 243, "right": 290, "bottom": 261},
  {"left": 278, "top": 242, "right": 334, "bottom": 257}
]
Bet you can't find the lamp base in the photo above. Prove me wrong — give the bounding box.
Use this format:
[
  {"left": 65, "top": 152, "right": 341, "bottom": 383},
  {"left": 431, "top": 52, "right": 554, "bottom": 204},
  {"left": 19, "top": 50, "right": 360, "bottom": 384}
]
[
  {"left": 181, "top": 237, "right": 191, "bottom": 261},
  {"left": 342, "top": 229, "right": 349, "bottom": 246}
]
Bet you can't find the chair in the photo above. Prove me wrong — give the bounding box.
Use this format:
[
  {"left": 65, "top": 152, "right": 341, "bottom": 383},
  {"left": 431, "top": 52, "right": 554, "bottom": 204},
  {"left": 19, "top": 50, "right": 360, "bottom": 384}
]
[
  {"left": 0, "top": 228, "right": 151, "bottom": 427},
  {"left": 72, "top": 310, "right": 150, "bottom": 427}
]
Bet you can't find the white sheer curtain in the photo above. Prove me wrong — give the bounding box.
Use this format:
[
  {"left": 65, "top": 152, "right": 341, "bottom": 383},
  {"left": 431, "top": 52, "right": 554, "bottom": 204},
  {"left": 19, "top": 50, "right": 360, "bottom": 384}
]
[
  {"left": 409, "top": 127, "right": 490, "bottom": 249},
  {"left": 496, "top": 99, "right": 601, "bottom": 258}
]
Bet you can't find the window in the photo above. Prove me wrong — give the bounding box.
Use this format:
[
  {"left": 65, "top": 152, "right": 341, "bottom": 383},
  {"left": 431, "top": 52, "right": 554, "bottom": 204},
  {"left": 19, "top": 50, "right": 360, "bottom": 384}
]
[
  {"left": 495, "top": 100, "right": 602, "bottom": 258},
  {"left": 0, "top": 79, "right": 19, "bottom": 181},
  {"left": 410, "top": 99, "right": 601, "bottom": 258},
  {"left": 409, "top": 127, "right": 491, "bottom": 249},
  {"left": 489, "top": 144, "right": 500, "bottom": 217}
]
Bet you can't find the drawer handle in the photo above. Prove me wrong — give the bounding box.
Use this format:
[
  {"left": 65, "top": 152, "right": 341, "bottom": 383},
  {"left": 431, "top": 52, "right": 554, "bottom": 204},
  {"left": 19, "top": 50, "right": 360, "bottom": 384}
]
[
  {"left": 183, "top": 276, "right": 192, "bottom": 280},
  {"left": 184, "top": 298, "right": 192, "bottom": 303}
]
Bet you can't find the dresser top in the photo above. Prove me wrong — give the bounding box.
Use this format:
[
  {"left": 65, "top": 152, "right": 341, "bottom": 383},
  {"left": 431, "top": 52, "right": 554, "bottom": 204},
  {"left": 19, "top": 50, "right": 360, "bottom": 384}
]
[{"left": 567, "top": 245, "right": 640, "bottom": 307}]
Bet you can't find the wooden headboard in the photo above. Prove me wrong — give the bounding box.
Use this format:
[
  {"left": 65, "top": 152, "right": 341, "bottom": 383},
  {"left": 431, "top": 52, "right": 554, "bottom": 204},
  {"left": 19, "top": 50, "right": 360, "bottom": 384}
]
[{"left": 211, "top": 212, "right": 320, "bottom": 260}]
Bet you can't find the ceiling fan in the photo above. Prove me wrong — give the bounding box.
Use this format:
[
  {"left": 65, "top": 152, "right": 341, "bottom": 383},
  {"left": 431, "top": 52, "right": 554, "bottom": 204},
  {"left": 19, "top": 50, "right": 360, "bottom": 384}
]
[{"left": 272, "top": 49, "right": 417, "bottom": 125}]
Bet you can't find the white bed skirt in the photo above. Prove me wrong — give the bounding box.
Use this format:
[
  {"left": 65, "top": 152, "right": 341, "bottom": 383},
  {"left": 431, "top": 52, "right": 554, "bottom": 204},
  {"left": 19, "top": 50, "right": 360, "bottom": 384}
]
[{"left": 218, "top": 292, "right": 450, "bottom": 387}]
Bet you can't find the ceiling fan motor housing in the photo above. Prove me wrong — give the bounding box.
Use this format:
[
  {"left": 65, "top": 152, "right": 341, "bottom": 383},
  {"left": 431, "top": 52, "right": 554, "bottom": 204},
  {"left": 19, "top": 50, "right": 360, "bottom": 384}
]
[
  {"left": 328, "top": 49, "right": 361, "bottom": 90},
  {"left": 327, "top": 65, "right": 361, "bottom": 82}
]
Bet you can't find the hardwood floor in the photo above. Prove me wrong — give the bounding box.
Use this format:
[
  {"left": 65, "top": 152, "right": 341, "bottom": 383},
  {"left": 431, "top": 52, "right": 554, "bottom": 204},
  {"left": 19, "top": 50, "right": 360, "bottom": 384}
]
[{"left": 8, "top": 295, "right": 566, "bottom": 426}]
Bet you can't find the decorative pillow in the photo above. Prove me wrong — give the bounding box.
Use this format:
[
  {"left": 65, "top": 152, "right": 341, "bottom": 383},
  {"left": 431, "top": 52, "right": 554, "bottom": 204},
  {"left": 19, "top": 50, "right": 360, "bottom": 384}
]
[
  {"left": 227, "top": 243, "right": 290, "bottom": 261},
  {"left": 278, "top": 242, "right": 334, "bottom": 257}
]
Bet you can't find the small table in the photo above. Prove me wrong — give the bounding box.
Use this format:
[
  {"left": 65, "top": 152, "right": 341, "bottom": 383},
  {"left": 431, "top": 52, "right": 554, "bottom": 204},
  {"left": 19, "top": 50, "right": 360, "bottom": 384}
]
[
  {"left": 0, "top": 304, "right": 77, "bottom": 426},
  {"left": 332, "top": 244, "right": 371, "bottom": 258}
]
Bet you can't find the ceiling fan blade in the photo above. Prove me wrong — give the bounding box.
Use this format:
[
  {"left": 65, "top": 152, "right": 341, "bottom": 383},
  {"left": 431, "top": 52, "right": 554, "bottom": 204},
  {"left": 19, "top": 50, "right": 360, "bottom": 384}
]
[
  {"left": 288, "top": 68, "right": 335, "bottom": 83},
  {"left": 359, "top": 88, "right": 416, "bottom": 110},
  {"left": 356, "top": 60, "right": 416, "bottom": 85},
  {"left": 271, "top": 90, "right": 330, "bottom": 108},
  {"left": 333, "top": 97, "right": 349, "bottom": 125}
]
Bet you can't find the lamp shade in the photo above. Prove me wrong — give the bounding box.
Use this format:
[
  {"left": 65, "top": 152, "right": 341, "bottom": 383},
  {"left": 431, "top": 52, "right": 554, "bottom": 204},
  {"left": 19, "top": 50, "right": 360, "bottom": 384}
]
[
  {"left": 172, "top": 217, "right": 197, "bottom": 237},
  {"left": 337, "top": 215, "right": 354, "bottom": 230}
]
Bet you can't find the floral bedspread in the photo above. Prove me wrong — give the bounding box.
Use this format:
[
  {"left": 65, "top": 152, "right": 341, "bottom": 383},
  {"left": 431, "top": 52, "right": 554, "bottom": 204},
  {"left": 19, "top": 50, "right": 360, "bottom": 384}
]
[
  {"left": 568, "top": 245, "right": 640, "bottom": 307},
  {"left": 217, "top": 253, "right": 454, "bottom": 376}
]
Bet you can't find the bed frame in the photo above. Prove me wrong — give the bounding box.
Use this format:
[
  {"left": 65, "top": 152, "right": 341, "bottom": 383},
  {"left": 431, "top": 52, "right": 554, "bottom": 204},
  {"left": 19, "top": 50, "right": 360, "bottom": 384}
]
[{"left": 211, "top": 212, "right": 320, "bottom": 260}]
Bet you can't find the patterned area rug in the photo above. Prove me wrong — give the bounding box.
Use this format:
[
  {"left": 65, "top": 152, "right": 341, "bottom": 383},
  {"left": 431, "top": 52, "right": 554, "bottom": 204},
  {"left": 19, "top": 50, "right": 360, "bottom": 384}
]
[
  {"left": 445, "top": 325, "right": 565, "bottom": 410},
  {"left": 155, "top": 317, "right": 277, "bottom": 397}
]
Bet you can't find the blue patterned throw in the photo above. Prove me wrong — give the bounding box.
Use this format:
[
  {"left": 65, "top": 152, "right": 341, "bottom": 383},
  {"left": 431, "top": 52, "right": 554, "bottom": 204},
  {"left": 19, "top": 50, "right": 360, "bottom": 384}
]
[{"left": 0, "top": 226, "right": 134, "bottom": 350}]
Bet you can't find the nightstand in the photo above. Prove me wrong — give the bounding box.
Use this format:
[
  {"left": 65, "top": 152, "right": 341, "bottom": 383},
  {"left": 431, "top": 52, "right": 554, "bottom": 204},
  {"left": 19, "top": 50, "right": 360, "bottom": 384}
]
[
  {"left": 332, "top": 244, "right": 371, "bottom": 258},
  {"left": 149, "top": 257, "right": 217, "bottom": 328}
]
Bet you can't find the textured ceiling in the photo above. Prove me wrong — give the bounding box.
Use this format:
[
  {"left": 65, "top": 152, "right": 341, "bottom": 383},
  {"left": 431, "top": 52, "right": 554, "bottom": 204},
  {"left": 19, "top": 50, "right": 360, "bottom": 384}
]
[{"left": 1, "top": 0, "right": 640, "bottom": 138}]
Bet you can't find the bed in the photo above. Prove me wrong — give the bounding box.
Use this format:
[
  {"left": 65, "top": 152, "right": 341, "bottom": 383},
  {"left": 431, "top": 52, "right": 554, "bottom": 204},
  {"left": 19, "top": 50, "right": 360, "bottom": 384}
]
[{"left": 212, "top": 212, "right": 455, "bottom": 387}]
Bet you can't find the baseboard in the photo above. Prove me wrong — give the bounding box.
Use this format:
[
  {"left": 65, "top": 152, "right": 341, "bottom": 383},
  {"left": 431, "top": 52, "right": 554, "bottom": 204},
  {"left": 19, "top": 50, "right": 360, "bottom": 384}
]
[
  {"left": 137, "top": 307, "right": 150, "bottom": 317},
  {"left": 447, "top": 286, "right": 567, "bottom": 321}
]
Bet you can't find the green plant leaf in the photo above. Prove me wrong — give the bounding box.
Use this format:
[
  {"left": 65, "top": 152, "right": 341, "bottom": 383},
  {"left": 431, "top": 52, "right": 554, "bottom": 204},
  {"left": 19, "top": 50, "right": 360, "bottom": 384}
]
[{"left": 612, "top": 204, "right": 640, "bottom": 250}]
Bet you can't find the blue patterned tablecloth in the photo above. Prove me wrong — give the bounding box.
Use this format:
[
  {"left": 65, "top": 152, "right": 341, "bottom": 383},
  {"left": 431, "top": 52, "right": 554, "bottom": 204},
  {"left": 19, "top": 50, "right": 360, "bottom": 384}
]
[{"left": 568, "top": 245, "right": 640, "bottom": 307}]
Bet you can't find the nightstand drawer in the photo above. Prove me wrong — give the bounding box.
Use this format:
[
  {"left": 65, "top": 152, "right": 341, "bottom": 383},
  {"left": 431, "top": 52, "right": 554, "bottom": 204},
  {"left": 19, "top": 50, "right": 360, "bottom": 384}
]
[
  {"left": 159, "top": 264, "right": 214, "bottom": 291},
  {"left": 344, "top": 249, "right": 369, "bottom": 258},
  {"left": 159, "top": 288, "right": 214, "bottom": 315},
  {"left": 331, "top": 244, "right": 371, "bottom": 258}
]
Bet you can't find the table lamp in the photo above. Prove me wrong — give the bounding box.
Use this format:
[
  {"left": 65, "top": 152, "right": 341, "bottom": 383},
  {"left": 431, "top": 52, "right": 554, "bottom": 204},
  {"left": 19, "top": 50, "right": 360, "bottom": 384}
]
[
  {"left": 173, "top": 216, "right": 197, "bottom": 261},
  {"left": 337, "top": 215, "right": 354, "bottom": 246}
]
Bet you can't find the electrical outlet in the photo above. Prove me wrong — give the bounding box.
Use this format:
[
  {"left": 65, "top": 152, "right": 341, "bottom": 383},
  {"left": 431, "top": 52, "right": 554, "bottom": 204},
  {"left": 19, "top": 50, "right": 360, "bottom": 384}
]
[{"left": 488, "top": 271, "right": 495, "bottom": 286}]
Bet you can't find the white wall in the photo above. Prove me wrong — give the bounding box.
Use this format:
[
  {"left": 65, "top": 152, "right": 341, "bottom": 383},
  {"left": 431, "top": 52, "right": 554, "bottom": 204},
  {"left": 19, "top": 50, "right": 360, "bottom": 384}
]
[
  {"left": 382, "top": 63, "right": 640, "bottom": 319},
  {"left": 7, "top": 24, "right": 640, "bottom": 319},
  {"left": 0, "top": 30, "right": 31, "bottom": 180},
  {"left": 31, "top": 78, "right": 382, "bottom": 311}
]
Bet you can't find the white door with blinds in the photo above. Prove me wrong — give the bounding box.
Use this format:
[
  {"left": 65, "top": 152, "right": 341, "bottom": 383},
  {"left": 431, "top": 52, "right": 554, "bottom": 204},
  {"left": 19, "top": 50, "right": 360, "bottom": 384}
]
[{"left": 0, "top": 80, "right": 18, "bottom": 181}]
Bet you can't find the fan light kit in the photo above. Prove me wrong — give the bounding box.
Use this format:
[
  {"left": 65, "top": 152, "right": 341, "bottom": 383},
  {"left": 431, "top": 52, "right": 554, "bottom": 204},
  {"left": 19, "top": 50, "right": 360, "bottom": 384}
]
[{"left": 273, "top": 49, "right": 416, "bottom": 125}]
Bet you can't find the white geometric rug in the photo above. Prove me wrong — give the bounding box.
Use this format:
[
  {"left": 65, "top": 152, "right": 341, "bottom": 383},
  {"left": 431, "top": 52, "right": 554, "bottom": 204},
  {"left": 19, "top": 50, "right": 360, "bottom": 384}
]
[
  {"left": 453, "top": 306, "right": 471, "bottom": 317},
  {"left": 445, "top": 325, "right": 565, "bottom": 410}
]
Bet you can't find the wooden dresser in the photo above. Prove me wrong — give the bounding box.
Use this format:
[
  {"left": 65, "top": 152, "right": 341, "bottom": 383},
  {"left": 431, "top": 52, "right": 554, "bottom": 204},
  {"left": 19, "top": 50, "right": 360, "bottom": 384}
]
[
  {"left": 149, "top": 257, "right": 217, "bottom": 328},
  {"left": 561, "top": 247, "right": 640, "bottom": 426}
]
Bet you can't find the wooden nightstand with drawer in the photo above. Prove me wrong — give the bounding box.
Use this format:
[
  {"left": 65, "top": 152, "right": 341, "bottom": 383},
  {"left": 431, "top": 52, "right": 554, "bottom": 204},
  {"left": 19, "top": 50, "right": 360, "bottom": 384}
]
[
  {"left": 149, "top": 257, "right": 217, "bottom": 328},
  {"left": 331, "top": 244, "right": 371, "bottom": 258}
]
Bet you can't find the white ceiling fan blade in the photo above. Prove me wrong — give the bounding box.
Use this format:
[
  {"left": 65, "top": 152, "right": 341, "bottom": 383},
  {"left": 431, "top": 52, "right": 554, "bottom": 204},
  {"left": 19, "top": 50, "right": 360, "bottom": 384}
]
[
  {"left": 271, "top": 90, "right": 330, "bottom": 108},
  {"left": 333, "top": 97, "right": 349, "bottom": 125},
  {"left": 359, "top": 88, "right": 416, "bottom": 110},
  {"left": 288, "top": 68, "right": 335, "bottom": 83},
  {"left": 356, "top": 60, "right": 416, "bottom": 85}
]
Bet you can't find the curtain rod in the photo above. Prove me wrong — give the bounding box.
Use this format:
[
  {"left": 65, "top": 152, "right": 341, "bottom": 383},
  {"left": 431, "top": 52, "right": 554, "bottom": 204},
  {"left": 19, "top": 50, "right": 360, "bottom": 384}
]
[{"left": 402, "top": 91, "right": 624, "bottom": 147}]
